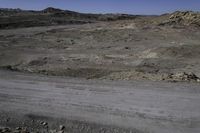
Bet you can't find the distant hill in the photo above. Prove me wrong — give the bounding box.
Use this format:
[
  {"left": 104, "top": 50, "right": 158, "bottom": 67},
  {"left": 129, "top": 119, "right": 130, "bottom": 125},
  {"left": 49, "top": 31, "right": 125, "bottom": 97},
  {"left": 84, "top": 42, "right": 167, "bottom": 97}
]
[
  {"left": 0, "top": 7, "right": 138, "bottom": 29},
  {"left": 1, "top": 7, "right": 199, "bottom": 29}
]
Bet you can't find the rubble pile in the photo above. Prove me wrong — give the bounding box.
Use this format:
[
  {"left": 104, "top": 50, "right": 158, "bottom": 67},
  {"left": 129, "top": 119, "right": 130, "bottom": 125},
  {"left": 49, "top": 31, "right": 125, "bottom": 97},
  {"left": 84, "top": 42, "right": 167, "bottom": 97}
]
[
  {"left": 167, "top": 72, "right": 200, "bottom": 82},
  {"left": 160, "top": 11, "right": 200, "bottom": 27}
]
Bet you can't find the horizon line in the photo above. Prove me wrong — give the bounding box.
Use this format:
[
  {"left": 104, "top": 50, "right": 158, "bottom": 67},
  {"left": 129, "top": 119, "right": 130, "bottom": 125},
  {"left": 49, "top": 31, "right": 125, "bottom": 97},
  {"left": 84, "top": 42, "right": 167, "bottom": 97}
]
[{"left": 0, "top": 6, "right": 200, "bottom": 16}]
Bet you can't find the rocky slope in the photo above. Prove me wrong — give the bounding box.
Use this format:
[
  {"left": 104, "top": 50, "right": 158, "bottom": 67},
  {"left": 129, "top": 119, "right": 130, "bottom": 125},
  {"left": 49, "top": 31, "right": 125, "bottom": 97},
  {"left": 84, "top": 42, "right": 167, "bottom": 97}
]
[{"left": 159, "top": 11, "right": 200, "bottom": 27}]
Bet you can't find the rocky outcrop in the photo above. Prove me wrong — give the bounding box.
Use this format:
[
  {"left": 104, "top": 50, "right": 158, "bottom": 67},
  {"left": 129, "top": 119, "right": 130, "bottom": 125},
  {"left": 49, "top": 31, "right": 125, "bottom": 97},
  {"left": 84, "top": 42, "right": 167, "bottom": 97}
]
[
  {"left": 167, "top": 72, "right": 200, "bottom": 82},
  {"left": 159, "top": 11, "right": 200, "bottom": 27}
]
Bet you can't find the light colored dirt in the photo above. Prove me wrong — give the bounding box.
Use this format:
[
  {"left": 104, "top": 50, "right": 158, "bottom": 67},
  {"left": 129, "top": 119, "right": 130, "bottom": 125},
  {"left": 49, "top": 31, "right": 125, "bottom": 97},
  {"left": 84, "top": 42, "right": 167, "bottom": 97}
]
[
  {"left": 0, "top": 21, "right": 200, "bottom": 82},
  {"left": 1, "top": 10, "right": 200, "bottom": 133},
  {"left": 0, "top": 70, "right": 200, "bottom": 133}
]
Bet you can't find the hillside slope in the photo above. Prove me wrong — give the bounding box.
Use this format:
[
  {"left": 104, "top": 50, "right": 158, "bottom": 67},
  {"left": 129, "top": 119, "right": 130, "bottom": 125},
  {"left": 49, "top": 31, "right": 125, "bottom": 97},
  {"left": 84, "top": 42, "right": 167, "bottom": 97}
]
[{"left": 0, "top": 7, "right": 138, "bottom": 29}]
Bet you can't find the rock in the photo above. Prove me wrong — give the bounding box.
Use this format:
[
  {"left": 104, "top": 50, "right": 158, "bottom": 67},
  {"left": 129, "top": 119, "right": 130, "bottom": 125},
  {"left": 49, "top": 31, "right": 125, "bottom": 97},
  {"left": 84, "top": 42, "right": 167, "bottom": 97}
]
[
  {"left": 1, "top": 127, "right": 11, "bottom": 132},
  {"left": 167, "top": 72, "right": 200, "bottom": 82},
  {"left": 6, "top": 118, "right": 10, "bottom": 122},
  {"left": 187, "top": 72, "right": 199, "bottom": 80},
  {"left": 124, "top": 46, "right": 130, "bottom": 50},
  {"left": 160, "top": 11, "right": 200, "bottom": 27},
  {"left": 15, "top": 127, "right": 21, "bottom": 130},
  {"left": 59, "top": 125, "right": 65, "bottom": 130},
  {"left": 40, "top": 121, "right": 48, "bottom": 126}
]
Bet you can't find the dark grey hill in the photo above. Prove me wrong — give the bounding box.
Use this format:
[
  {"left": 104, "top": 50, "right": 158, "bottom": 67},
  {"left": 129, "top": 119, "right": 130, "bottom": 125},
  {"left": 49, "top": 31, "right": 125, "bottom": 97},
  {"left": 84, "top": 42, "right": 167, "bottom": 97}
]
[{"left": 0, "top": 7, "right": 139, "bottom": 29}]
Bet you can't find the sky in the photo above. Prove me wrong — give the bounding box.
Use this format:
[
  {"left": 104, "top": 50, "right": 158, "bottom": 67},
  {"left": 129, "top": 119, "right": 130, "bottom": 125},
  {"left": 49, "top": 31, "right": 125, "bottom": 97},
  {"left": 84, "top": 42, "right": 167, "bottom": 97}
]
[{"left": 0, "top": 0, "right": 200, "bottom": 15}]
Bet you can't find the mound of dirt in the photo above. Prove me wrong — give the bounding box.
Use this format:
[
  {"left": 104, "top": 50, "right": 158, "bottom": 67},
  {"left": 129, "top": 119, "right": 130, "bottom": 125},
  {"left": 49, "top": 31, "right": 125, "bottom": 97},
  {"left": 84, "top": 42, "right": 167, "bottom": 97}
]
[{"left": 159, "top": 11, "right": 200, "bottom": 27}]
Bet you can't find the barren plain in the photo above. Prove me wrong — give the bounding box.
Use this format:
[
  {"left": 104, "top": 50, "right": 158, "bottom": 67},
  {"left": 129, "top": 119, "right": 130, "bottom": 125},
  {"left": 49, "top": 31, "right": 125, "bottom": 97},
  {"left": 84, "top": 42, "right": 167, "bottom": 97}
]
[{"left": 0, "top": 8, "right": 200, "bottom": 133}]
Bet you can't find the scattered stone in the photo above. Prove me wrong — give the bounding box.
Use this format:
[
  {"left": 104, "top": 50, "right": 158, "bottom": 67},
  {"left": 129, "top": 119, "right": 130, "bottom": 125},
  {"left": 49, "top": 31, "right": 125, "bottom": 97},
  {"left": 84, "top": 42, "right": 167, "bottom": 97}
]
[
  {"left": 59, "top": 125, "right": 65, "bottom": 130},
  {"left": 15, "top": 127, "right": 21, "bottom": 130},
  {"left": 124, "top": 46, "right": 130, "bottom": 50},
  {"left": 6, "top": 118, "right": 10, "bottom": 122},
  {"left": 160, "top": 11, "right": 200, "bottom": 27},
  {"left": 1, "top": 127, "right": 11, "bottom": 133},
  {"left": 40, "top": 121, "right": 48, "bottom": 126},
  {"left": 167, "top": 72, "right": 200, "bottom": 82}
]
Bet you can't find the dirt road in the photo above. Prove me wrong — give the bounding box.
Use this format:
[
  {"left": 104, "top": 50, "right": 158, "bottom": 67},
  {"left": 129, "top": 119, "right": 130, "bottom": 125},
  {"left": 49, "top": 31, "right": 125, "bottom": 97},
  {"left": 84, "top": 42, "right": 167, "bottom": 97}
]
[{"left": 0, "top": 70, "right": 200, "bottom": 133}]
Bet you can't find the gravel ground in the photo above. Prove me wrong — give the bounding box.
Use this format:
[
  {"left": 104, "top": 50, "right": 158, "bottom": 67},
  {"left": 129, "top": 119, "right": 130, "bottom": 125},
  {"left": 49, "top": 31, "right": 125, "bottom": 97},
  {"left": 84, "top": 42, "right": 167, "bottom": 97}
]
[
  {"left": 0, "top": 19, "right": 200, "bottom": 82},
  {"left": 0, "top": 70, "right": 200, "bottom": 133}
]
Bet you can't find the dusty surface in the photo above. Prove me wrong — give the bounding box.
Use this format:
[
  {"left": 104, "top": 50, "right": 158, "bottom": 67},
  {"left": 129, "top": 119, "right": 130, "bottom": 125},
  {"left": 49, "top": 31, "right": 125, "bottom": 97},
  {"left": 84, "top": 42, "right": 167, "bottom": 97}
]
[
  {"left": 0, "top": 70, "right": 200, "bottom": 133},
  {"left": 1, "top": 19, "right": 200, "bottom": 82},
  {"left": 0, "top": 8, "right": 200, "bottom": 133},
  {"left": 1, "top": 9, "right": 200, "bottom": 82},
  {"left": 0, "top": 9, "right": 200, "bottom": 82}
]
